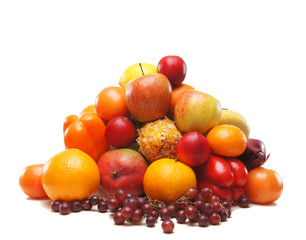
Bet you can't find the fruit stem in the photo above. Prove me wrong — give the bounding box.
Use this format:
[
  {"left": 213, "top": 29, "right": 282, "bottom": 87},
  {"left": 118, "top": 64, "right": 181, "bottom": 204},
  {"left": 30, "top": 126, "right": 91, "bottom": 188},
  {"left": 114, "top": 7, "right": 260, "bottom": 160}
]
[
  {"left": 145, "top": 197, "right": 167, "bottom": 210},
  {"left": 139, "top": 63, "right": 145, "bottom": 76}
]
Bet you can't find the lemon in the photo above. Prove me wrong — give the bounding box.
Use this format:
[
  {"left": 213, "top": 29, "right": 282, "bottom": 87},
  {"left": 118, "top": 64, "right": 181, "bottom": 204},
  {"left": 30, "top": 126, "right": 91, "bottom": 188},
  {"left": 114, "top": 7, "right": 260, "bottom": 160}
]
[{"left": 119, "top": 63, "right": 157, "bottom": 89}]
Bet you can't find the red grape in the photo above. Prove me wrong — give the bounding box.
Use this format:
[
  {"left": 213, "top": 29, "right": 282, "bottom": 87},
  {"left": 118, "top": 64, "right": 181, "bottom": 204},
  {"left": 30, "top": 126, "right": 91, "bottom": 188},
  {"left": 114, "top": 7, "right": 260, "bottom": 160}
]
[
  {"left": 175, "top": 210, "right": 187, "bottom": 223},
  {"left": 132, "top": 209, "right": 143, "bottom": 223},
  {"left": 142, "top": 203, "right": 153, "bottom": 214},
  {"left": 198, "top": 214, "right": 209, "bottom": 227},
  {"left": 184, "top": 206, "right": 198, "bottom": 221},
  {"left": 160, "top": 207, "right": 171, "bottom": 221},
  {"left": 200, "top": 187, "right": 212, "bottom": 200},
  {"left": 51, "top": 200, "right": 61, "bottom": 212},
  {"left": 97, "top": 200, "right": 108, "bottom": 213},
  {"left": 108, "top": 197, "right": 120, "bottom": 211},
  {"left": 81, "top": 199, "right": 92, "bottom": 210},
  {"left": 162, "top": 219, "right": 175, "bottom": 233},
  {"left": 209, "top": 212, "right": 221, "bottom": 225},
  {"left": 59, "top": 202, "right": 71, "bottom": 215},
  {"left": 185, "top": 188, "right": 198, "bottom": 200},
  {"left": 115, "top": 189, "right": 128, "bottom": 203},
  {"left": 146, "top": 215, "right": 157, "bottom": 227},
  {"left": 113, "top": 211, "right": 126, "bottom": 225},
  {"left": 71, "top": 200, "right": 82, "bottom": 212},
  {"left": 167, "top": 205, "right": 178, "bottom": 218},
  {"left": 90, "top": 195, "right": 100, "bottom": 205},
  {"left": 218, "top": 208, "right": 228, "bottom": 222},
  {"left": 202, "top": 202, "right": 213, "bottom": 215},
  {"left": 121, "top": 206, "right": 133, "bottom": 218},
  {"left": 137, "top": 197, "right": 146, "bottom": 208}
]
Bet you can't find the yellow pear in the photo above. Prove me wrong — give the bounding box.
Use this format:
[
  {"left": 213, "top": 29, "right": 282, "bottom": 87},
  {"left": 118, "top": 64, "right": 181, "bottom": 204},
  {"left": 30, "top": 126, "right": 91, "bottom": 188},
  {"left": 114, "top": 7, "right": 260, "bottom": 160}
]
[{"left": 218, "top": 109, "right": 250, "bottom": 138}]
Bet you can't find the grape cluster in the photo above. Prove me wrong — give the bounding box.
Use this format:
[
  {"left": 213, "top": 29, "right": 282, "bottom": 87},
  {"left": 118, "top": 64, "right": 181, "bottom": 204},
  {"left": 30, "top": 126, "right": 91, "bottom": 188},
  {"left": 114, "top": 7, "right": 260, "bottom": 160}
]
[
  {"left": 50, "top": 195, "right": 101, "bottom": 215},
  {"left": 50, "top": 187, "right": 249, "bottom": 233}
]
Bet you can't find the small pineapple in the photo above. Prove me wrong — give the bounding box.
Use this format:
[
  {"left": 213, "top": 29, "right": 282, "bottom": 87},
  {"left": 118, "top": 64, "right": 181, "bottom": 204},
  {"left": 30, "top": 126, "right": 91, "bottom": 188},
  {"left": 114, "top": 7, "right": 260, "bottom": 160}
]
[{"left": 137, "top": 118, "right": 182, "bottom": 162}]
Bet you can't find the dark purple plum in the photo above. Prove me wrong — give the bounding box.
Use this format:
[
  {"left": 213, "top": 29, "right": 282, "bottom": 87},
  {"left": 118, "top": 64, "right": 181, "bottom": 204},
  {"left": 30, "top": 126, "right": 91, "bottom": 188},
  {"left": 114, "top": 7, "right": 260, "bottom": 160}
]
[{"left": 238, "top": 138, "right": 269, "bottom": 170}]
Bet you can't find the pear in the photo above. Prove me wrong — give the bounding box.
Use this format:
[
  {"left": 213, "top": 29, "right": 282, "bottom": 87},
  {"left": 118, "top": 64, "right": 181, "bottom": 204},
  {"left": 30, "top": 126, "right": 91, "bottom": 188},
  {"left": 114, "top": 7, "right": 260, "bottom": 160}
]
[{"left": 218, "top": 109, "right": 250, "bottom": 138}]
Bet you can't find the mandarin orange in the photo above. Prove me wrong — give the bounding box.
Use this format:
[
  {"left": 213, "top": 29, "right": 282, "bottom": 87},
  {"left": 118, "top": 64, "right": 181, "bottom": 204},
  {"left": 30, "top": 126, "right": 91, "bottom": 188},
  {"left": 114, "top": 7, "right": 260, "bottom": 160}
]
[
  {"left": 206, "top": 124, "right": 247, "bottom": 157},
  {"left": 143, "top": 158, "right": 197, "bottom": 205}
]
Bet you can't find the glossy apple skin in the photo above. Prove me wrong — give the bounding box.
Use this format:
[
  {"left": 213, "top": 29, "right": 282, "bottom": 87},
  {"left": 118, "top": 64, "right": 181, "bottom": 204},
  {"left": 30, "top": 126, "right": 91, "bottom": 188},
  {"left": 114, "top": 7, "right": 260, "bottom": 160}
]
[
  {"left": 125, "top": 73, "right": 172, "bottom": 123},
  {"left": 176, "top": 132, "right": 210, "bottom": 167},
  {"left": 105, "top": 116, "right": 136, "bottom": 148},
  {"left": 238, "top": 138, "right": 267, "bottom": 171},
  {"left": 96, "top": 149, "right": 148, "bottom": 197},
  {"left": 174, "top": 89, "right": 222, "bottom": 134},
  {"left": 157, "top": 55, "right": 187, "bottom": 87}
]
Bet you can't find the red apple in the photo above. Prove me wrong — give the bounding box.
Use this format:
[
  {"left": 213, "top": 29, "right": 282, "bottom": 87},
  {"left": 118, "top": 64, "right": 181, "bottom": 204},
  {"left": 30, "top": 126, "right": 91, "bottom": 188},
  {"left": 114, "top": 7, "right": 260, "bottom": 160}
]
[
  {"left": 157, "top": 55, "right": 187, "bottom": 87},
  {"left": 125, "top": 73, "right": 172, "bottom": 123},
  {"left": 96, "top": 148, "right": 148, "bottom": 197},
  {"left": 176, "top": 132, "right": 210, "bottom": 167},
  {"left": 174, "top": 89, "right": 222, "bottom": 134}
]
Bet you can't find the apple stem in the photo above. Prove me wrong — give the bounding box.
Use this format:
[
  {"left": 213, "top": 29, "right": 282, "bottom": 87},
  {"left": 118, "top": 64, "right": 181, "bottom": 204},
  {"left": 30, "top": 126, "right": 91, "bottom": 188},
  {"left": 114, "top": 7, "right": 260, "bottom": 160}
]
[{"left": 139, "top": 63, "right": 145, "bottom": 76}]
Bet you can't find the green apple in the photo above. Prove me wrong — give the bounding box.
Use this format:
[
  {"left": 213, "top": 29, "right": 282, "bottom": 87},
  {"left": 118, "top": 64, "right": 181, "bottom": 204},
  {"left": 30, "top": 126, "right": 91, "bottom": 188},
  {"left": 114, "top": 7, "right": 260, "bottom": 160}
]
[{"left": 174, "top": 89, "right": 222, "bottom": 134}]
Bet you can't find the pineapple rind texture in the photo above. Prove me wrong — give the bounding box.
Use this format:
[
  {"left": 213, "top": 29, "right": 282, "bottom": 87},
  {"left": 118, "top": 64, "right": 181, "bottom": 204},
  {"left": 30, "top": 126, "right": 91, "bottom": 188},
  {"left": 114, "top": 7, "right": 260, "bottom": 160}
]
[{"left": 137, "top": 118, "right": 182, "bottom": 162}]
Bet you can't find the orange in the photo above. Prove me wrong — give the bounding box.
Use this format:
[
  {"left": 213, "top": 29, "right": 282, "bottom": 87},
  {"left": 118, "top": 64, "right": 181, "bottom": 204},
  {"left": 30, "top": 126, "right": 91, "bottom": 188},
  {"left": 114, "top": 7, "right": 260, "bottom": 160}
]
[
  {"left": 143, "top": 158, "right": 197, "bottom": 205},
  {"left": 41, "top": 149, "right": 100, "bottom": 201},
  {"left": 167, "top": 83, "right": 194, "bottom": 120},
  {"left": 95, "top": 86, "right": 129, "bottom": 121},
  {"left": 207, "top": 124, "right": 247, "bottom": 157}
]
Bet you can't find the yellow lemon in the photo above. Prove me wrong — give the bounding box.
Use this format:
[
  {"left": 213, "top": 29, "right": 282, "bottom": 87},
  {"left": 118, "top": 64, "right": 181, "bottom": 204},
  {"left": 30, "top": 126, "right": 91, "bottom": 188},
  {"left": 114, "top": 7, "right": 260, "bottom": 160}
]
[{"left": 119, "top": 63, "right": 157, "bottom": 89}]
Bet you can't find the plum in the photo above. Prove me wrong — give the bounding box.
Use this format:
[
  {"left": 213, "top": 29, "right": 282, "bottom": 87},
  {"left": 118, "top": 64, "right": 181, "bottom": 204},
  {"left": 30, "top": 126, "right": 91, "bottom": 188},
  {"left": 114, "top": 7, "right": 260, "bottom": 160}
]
[{"left": 238, "top": 138, "right": 269, "bottom": 171}]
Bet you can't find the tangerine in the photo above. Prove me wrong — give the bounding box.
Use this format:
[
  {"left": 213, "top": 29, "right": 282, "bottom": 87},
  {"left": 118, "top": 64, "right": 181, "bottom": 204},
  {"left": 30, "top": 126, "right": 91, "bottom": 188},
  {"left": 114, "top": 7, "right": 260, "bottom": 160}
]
[
  {"left": 19, "top": 164, "right": 49, "bottom": 199},
  {"left": 206, "top": 124, "right": 247, "bottom": 157},
  {"left": 143, "top": 158, "right": 197, "bottom": 205},
  {"left": 95, "top": 86, "right": 129, "bottom": 121},
  {"left": 41, "top": 149, "right": 100, "bottom": 201}
]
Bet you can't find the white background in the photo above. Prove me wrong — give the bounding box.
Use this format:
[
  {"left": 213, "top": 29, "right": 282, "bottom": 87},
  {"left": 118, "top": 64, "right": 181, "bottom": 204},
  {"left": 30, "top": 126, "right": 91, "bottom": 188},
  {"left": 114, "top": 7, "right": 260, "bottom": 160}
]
[{"left": 1, "top": 0, "right": 305, "bottom": 239}]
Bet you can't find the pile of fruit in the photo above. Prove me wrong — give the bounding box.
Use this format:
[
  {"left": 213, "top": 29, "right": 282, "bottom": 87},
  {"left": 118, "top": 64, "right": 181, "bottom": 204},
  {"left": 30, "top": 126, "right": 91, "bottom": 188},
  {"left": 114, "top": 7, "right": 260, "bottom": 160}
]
[{"left": 19, "top": 55, "right": 283, "bottom": 233}]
